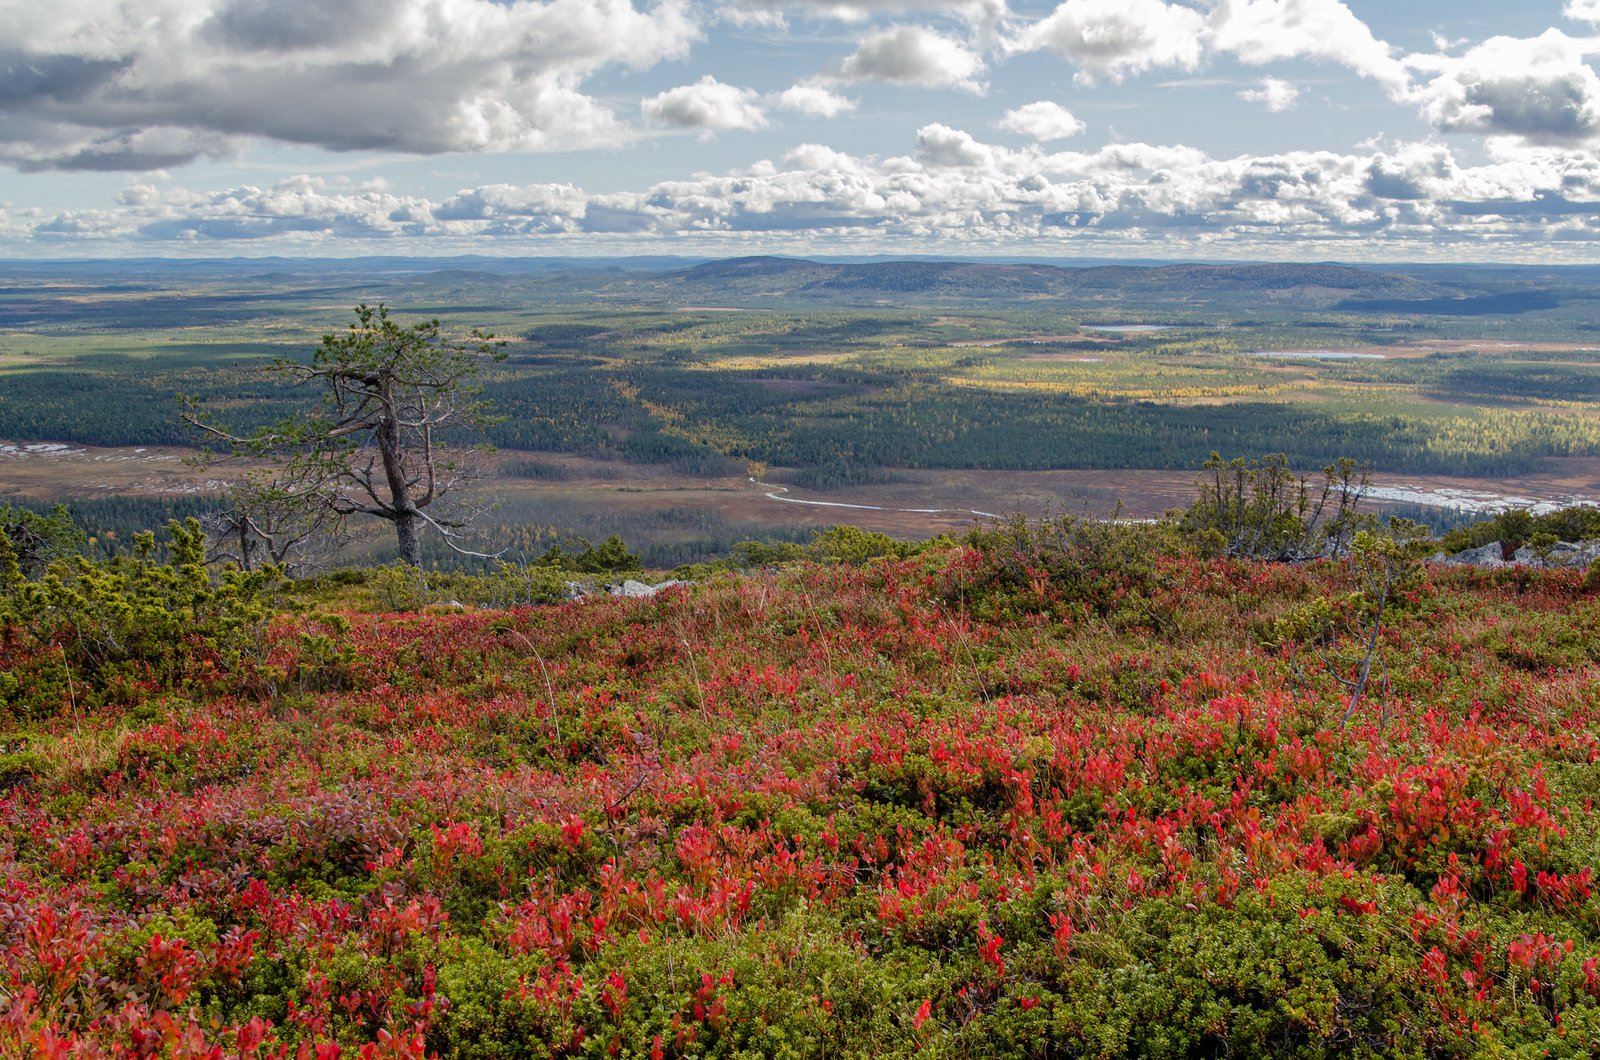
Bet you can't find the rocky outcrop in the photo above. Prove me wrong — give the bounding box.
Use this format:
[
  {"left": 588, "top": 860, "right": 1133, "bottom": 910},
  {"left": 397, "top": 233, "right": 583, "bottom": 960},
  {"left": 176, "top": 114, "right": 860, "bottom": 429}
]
[
  {"left": 607, "top": 579, "right": 684, "bottom": 598},
  {"left": 1509, "top": 540, "right": 1600, "bottom": 567},
  {"left": 559, "top": 578, "right": 689, "bottom": 600},
  {"left": 1432, "top": 539, "right": 1600, "bottom": 568},
  {"left": 1439, "top": 541, "right": 1506, "bottom": 567}
]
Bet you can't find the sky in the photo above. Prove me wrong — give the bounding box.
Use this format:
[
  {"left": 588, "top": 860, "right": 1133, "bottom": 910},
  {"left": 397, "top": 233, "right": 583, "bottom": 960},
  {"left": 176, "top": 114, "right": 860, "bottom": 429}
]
[{"left": 3, "top": 0, "right": 1600, "bottom": 260}]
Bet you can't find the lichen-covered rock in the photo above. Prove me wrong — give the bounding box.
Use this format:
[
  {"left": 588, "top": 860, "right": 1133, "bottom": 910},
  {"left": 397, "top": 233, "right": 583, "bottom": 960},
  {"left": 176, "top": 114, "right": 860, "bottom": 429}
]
[
  {"left": 608, "top": 578, "right": 683, "bottom": 598},
  {"left": 1510, "top": 540, "right": 1600, "bottom": 567},
  {"left": 1446, "top": 541, "right": 1506, "bottom": 567}
]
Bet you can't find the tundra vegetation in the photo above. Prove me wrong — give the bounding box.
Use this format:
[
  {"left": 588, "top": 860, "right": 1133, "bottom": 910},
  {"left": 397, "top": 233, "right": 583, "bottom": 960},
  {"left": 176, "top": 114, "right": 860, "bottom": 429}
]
[
  {"left": 7, "top": 259, "right": 1600, "bottom": 1053},
  {"left": 3, "top": 491, "right": 1600, "bottom": 1057}
]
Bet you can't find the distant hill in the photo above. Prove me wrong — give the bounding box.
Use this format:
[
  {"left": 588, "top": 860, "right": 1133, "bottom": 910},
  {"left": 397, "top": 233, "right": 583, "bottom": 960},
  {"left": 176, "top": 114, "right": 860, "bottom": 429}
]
[
  {"left": 1335, "top": 290, "right": 1565, "bottom": 316},
  {"left": 671, "top": 256, "right": 1448, "bottom": 303}
]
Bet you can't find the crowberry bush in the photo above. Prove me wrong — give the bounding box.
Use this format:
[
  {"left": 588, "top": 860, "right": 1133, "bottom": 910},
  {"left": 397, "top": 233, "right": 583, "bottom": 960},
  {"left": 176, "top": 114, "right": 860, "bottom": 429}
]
[{"left": 3, "top": 527, "right": 1600, "bottom": 1057}]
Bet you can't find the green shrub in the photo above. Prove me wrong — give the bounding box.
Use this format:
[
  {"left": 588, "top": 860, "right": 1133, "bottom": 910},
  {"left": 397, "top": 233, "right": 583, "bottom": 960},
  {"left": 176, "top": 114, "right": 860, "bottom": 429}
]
[
  {"left": 807, "top": 525, "right": 922, "bottom": 564},
  {"left": 1440, "top": 505, "right": 1600, "bottom": 555},
  {"left": 366, "top": 562, "right": 576, "bottom": 611},
  {"left": 0, "top": 518, "right": 278, "bottom": 714},
  {"left": 535, "top": 534, "right": 643, "bottom": 574},
  {"left": 947, "top": 513, "right": 1183, "bottom": 628},
  {"left": 1181, "top": 453, "right": 1368, "bottom": 561}
]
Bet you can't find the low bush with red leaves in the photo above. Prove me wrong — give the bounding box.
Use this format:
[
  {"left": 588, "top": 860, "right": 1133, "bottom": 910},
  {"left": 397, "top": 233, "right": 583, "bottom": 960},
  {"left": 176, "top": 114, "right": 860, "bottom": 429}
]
[{"left": 5, "top": 531, "right": 1600, "bottom": 1057}]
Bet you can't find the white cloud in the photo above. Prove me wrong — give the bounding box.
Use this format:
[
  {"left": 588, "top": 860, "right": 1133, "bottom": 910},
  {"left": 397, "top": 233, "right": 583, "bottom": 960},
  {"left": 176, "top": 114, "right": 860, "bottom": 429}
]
[
  {"left": 1238, "top": 77, "right": 1300, "bottom": 112},
  {"left": 717, "top": 5, "right": 789, "bottom": 29},
  {"left": 998, "top": 101, "right": 1086, "bottom": 140},
  {"left": 1012, "top": 0, "right": 1206, "bottom": 84},
  {"left": 730, "top": 0, "right": 1008, "bottom": 28},
  {"left": 0, "top": 0, "right": 700, "bottom": 170},
  {"left": 0, "top": 118, "right": 248, "bottom": 173},
  {"left": 1010, "top": 0, "right": 1600, "bottom": 152},
  {"left": 643, "top": 76, "right": 769, "bottom": 135},
  {"left": 1208, "top": 0, "right": 1406, "bottom": 89},
  {"left": 771, "top": 84, "right": 859, "bottom": 117},
  {"left": 432, "top": 183, "right": 590, "bottom": 227},
  {"left": 1565, "top": 0, "right": 1600, "bottom": 23},
  {"left": 1013, "top": 0, "right": 1408, "bottom": 90},
  {"left": 1404, "top": 30, "right": 1600, "bottom": 144},
  {"left": 1361, "top": 142, "right": 1456, "bottom": 201},
  {"left": 33, "top": 174, "right": 443, "bottom": 241},
  {"left": 916, "top": 123, "right": 999, "bottom": 167},
  {"left": 34, "top": 130, "right": 1600, "bottom": 256},
  {"left": 837, "top": 24, "right": 987, "bottom": 92}
]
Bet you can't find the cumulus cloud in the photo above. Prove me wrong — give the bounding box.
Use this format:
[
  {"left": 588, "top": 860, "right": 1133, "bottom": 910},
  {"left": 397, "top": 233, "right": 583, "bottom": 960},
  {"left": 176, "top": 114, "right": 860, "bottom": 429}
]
[
  {"left": 1008, "top": 0, "right": 1600, "bottom": 151},
  {"left": 1238, "top": 77, "right": 1300, "bottom": 112},
  {"left": 771, "top": 84, "right": 858, "bottom": 117},
  {"left": 33, "top": 174, "right": 437, "bottom": 242},
  {"left": 716, "top": 5, "right": 789, "bottom": 30},
  {"left": 1208, "top": 0, "right": 1406, "bottom": 89},
  {"left": 998, "top": 101, "right": 1086, "bottom": 140},
  {"left": 32, "top": 128, "right": 1600, "bottom": 256},
  {"left": 0, "top": 117, "right": 247, "bottom": 173},
  {"left": 1011, "top": 0, "right": 1408, "bottom": 90},
  {"left": 1405, "top": 30, "right": 1600, "bottom": 144},
  {"left": 431, "top": 183, "right": 589, "bottom": 229},
  {"left": 730, "top": 0, "right": 1008, "bottom": 29},
  {"left": 837, "top": 24, "right": 987, "bottom": 92},
  {"left": 1565, "top": 0, "right": 1600, "bottom": 23},
  {"left": 0, "top": 0, "right": 699, "bottom": 170},
  {"left": 1011, "top": 0, "right": 1206, "bottom": 84},
  {"left": 1361, "top": 142, "right": 1456, "bottom": 200},
  {"left": 643, "top": 76, "right": 769, "bottom": 135},
  {"left": 915, "top": 123, "right": 999, "bottom": 167}
]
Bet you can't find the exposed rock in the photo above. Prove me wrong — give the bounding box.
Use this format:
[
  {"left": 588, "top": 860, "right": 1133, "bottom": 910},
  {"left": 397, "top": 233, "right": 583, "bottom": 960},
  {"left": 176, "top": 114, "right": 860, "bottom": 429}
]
[
  {"left": 608, "top": 579, "right": 683, "bottom": 598},
  {"left": 1510, "top": 540, "right": 1600, "bottom": 567},
  {"left": 1445, "top": 542, "right": 1506, "bottom": 567},
  {"left": 561, "top": 578, "right": 688, "bottom": 601},
  {"left": 1439, "top": 538, "right": 1600, "bottom": 568}
]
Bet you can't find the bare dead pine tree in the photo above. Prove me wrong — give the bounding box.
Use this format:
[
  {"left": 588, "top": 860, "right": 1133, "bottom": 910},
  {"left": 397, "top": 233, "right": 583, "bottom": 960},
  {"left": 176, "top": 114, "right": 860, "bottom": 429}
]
[{"left": 185, "top": 304, "right": 506, "bottom": 567}]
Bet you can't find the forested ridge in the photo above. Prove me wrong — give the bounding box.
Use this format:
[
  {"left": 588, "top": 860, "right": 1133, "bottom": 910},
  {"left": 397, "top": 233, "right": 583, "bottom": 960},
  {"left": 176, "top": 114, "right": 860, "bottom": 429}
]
[{"left": 5, "top": 259, "right": 1600, "bottom": 490}]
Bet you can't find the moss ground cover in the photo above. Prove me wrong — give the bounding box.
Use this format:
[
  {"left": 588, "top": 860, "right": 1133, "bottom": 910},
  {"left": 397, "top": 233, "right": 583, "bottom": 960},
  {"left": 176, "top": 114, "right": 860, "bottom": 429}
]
[{"left": 4, "top": 540, "right": 1600, "bottom": 1057}]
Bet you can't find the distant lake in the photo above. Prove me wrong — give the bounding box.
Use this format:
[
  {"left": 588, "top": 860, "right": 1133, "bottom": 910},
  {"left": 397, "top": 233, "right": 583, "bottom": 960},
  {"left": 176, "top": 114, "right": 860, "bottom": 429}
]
[
  {"left": 1082, "top": 324, "right": 1176, "bottom": 333},
  {"left": 1247, "top": 350, "right": 1386, "bottom": 360}
]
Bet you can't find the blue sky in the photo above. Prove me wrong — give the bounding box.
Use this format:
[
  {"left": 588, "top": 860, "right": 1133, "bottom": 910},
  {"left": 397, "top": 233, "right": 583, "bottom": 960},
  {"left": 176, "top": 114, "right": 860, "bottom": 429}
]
[{"left": 3, "top": 0, "right": 1600, "bottom": 259}]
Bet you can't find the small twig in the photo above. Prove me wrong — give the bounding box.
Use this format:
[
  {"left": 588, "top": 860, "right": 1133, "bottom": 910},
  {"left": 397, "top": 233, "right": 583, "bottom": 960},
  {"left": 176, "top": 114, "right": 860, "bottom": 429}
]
[
  {"left": 60, "top": 644, "right": 82, "bottom": 736},
  {"left": 681, "top": 636, "right": 706, "bottom": 719},
  {"left": 945, "top": 607, "right": 993, "bottom": 708},
  {"left": 502, "top": 627, "right": 561, "bottom": 748},
  {"left": 606, "top": 766, "right": 657, "bottom": 819}
]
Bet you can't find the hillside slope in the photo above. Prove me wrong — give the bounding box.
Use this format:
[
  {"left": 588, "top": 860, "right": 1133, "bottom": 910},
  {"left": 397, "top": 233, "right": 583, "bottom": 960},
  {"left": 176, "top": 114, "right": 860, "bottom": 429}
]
[
  {"left": 671, "top": 256, "right": 1449, "bottom": 304},
  {"left": 4, "top": 534, "right": 1600, "bottom": 1056}
]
